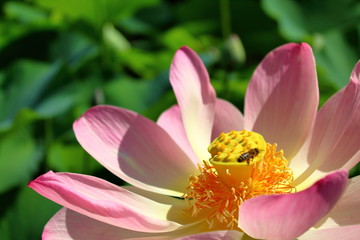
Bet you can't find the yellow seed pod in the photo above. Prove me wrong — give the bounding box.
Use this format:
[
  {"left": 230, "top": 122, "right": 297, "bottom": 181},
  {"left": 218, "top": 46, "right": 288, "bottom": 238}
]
[
  {"left": 208, "top": 130, "right": 267, "bottom": 187},
  {"left": 208, "top": 130, "right": 266, "bottom": 165}
]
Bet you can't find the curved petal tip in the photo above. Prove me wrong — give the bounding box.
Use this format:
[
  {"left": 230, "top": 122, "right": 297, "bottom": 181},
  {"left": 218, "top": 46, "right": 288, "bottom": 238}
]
[
  {"left": 350, "top": 60, "right": 360, "bottom": 84},
  {"left": 245, "top": 42, "right": 318, "bottom": 160},
  {"left": 238, "top": 170, "right": 348, "bottom": 240},
  {"left": 170, "top": 46, "right": 216, "bottom": 160}
]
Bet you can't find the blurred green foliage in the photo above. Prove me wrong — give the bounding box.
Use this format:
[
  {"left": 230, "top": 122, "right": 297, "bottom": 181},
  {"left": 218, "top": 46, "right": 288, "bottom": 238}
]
[{"left": 0, "top": 0, "right": 359, "bottom": 239}]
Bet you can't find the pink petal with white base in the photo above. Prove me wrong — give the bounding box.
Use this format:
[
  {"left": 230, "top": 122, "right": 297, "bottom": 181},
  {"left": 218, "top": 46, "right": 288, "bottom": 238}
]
[
  {"left": 298, "top": 224, "right": 360, "bottom": 240},
  {"left": 44, "top": 208, "right": 232, "bottom": 240},
  {"left": 74, "top": 105, "right": 194, "bottom": 196},
  {"left": 176, "top": 230, "right": 243, "bottom": 240},
  {"left": 29, "top": 171, "right": 185, "bottom": 233},
  {"left": 293, "top": 61, "right": 360, "bottom": 185},
  {"left": 342, "top": 149, "right": 360, "bottom": 171},
  {"left": 43, "top": 208, "right": 182, "bottom": 240},
  {"left": 211, "top": 99, "right": 244, "bottom": 141},
  {"left": 157, "top": 105, "right": 198, "bottom": 165},
  {"left": 314, "top": 175, "right": 360, "bottom": 229},
  {"left": 245, "top": 43, "right": 318, "bottom": 159},
  {"left": 238, "top": 170, "right": 348, "bottom": 240},
  {"left": 122, "top": 186, "right": 209, "bottom": 225},
  {"left": 170, "top": 46, "right": 216, "bottom": 160},
  {"left": 43, "top": 208, "right": 140, "bottom": 240}
]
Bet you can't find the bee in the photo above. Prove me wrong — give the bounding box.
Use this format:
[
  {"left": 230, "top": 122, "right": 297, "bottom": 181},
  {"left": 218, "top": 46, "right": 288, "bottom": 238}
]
[{"left": 237, "top": 148, "right": 260, "bottom": 165}]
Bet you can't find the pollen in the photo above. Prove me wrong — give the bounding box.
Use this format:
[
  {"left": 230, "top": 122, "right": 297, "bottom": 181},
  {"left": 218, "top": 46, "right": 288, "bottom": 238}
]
[{"left": 183, "top": 130, "right": 294, "bottom": 229}]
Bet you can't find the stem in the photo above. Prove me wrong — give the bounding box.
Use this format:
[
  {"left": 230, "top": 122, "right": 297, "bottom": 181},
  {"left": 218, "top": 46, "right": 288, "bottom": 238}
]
[
  {"left": 44, "top": 118, "right": 53, "bottom": 162},
  {"left": 220, "top": 0, "right": 231, "bottom": 39}
]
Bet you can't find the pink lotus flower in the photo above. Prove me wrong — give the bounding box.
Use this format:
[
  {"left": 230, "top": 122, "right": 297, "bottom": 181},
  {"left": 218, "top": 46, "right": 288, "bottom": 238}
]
[{"left": 29, "top": 43, "right": 360, "bottom": 240}]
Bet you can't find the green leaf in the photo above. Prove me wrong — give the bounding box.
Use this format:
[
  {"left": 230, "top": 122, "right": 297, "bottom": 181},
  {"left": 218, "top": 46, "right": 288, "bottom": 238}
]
[
  {"left": 262, "top": 0, "right": 360, "bottom": 41},
  {"left": 119, "top": 17, "right": 154, "bottom": 35},
  {"left": 0, "top": 186, "right": 61, "bottom": 240},
  {"left": 0, "top": 126, "right": 42, "bottom": 193},
  {"left": 119, "top": 49, "right": 172, "bottom": 79},
  {"left": 104, "top": 74, "right": 169, "bottom": 113},
  {"left": 315, "top": 31, "right": 358, "bottom": 88},
  {"left": 161, "top": 27, "right": 200, "bottom": 50},
  {"left": 262, "top": 0, "right": 360, "bottom": 88},
  {"left": 299, "top": 0, "right": 360, "bottom": 33},
  {"left": 35, "top": 85, "right": 78, "bottom": 118},
  {"left": 350, "top": 162, "right": 360, "bottom": 178},
  {"left": 0, "top": 60, "right": 62, "bottom": 130},
  {"left": 4, "top": 1, "right": 47, "bottom": 24},
  {"left": 31, "top": 0, "right": 160, "bottom": 28},
  {"left": 50, "top": 32, "right": 99, "bottom": 71},
  {"left": 262, "top": 0, "right": 308, "bottom": 41},
  {"left": 47, "top": 141, "right": 101, "bottom": 173}
]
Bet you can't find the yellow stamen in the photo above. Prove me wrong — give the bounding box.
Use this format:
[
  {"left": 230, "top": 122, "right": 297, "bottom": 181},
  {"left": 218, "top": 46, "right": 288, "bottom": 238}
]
[{"left": 183, "top": 130, "right": 294, "bottom": 229}]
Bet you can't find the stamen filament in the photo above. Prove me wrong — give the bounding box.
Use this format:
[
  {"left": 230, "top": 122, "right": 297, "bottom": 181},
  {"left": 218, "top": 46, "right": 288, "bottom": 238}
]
[{"left": 183, "top": 130, "right": 295, "bottom": 229}]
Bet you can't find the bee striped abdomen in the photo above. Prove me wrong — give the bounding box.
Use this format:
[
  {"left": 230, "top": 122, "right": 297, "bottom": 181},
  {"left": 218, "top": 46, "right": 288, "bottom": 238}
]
[{"left": 237, "top": 148, "right": 260, "bottom": 164}]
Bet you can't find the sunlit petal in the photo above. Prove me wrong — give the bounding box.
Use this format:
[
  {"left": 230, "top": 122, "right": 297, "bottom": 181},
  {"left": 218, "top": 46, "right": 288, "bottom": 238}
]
[
  {"left": 238, "top": 170, "right": 348, "bottom": 240},
  {"left": 292, "top": 61, "right": 360, "bottom": 186},
  {"left": 157, "top": 105, "right": 199, "bottom": 165},
  {"left": 313, "top": 175, "right": 360, "bottom": 229},
  {"left": 245, "top": 43, "right": 318, "bottom": 160},
  {"left": 211, "top": 99, "right": 244, "bottom": 140},
  {"left": 170, "top": 46, "right": 216, "bottom": 160},
  {"left": 298, "top": 224, "right": 360, "bottom": 240},
  {"left": 44, "top": 208, "right": 226, "bottom": 240},
  {"left": 29, "top": 171, "right": 185, "bottom": 232},
  {"left": 176, "top": 230, "right": 243, "bottom": 240},
  {"left": 73, "top": 105, "right": 194, "bottom": 196}
]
